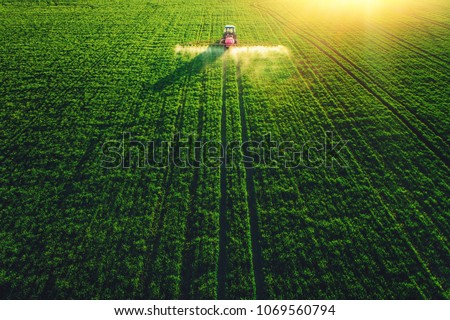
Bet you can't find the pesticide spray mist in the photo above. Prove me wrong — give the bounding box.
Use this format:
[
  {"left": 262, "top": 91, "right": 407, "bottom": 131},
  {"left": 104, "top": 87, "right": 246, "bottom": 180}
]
[
  {"left": 174, "top": 44, "right": 290, "bottom": 80},
  {"left": 228, "top": 45, "right": 289, "bottom": 56},
  {"left": 175, "top": 45, "right": 289, "bottom": 60},
  {"left": 227, "top": 46, "right": 290, "bottom": 70}
]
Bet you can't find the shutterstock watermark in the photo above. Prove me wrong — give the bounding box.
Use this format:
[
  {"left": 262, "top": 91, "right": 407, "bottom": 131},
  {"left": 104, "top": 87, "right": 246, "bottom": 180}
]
[{"left": 100, "top": 132, "right": 349, "bottom": 169}]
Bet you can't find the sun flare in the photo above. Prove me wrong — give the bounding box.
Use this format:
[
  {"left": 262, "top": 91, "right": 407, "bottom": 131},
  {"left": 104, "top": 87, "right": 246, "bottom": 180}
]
[{"left": 295, "top": 0, "right": 410, "bottom": 21}]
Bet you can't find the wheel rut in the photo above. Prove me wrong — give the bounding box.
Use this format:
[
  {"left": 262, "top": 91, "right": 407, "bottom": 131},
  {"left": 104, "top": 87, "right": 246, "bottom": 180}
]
[
  {"left": 217, "top": 58, "right": 228, "bottom": 299},
  {"left": 236, "top": 63, "right": 267, "bottom": 299}
]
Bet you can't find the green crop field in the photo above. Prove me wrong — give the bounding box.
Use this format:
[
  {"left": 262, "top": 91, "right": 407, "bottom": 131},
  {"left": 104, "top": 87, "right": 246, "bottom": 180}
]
[{"left": 0, "top": 0, "right": 449, "bottom": 299}]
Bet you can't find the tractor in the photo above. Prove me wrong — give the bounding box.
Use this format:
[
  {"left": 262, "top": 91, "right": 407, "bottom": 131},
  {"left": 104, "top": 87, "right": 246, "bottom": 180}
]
[{"left": 220, "top": 25, "right": 237, "bottom": 49}]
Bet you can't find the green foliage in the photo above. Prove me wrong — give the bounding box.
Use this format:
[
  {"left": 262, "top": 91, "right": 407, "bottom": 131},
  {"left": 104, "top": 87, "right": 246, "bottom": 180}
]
[{"left": 0, "top": 0, "right": 449, "bottom": 299}]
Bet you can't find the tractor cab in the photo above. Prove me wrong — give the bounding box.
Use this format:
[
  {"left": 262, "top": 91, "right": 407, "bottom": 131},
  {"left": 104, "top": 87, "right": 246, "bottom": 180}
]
[
  {"left": 221, "top": 25, "right": 237, "bottom": 48},
  {"left": 224, "top": 25, "right": 236, "bottom": 36}
]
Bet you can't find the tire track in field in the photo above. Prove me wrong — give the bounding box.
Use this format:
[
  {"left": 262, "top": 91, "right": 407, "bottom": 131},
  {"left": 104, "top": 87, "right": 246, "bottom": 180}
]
[
  {"left": 236, "top": 63, "right": 267, "bottom": 299},
  {"left": 180, "top": 18, "right": 220, "bottom": 299},
  {"left": 141, "top": 158, "right": 174, "bottom": 298},
  {"left": 217, "top": 58, "right": 228, "bottom": 300},
  {"left": 371, "top": 25, "right": 450, "bottom": 68},
  {"left": 0, "top": 5, "right": 153, "bottom": 154},
  {"left": 141, "top": 69, "right": 191, "bottom": 299},
  {"left": 412, "top": 16, "right": 450, "bottom": 30},
  {"left": 180, "top": 72, "right": 206, "bottom": 299},
  {"left": 306, "top": 23, "right": 450, "bottom": 141},
  {"left": 277, "top": 8, "right": 450, "bottom": 150},
  {"left": 293, "top": 18, "right": 450, "bottom": 141},
  {"left": 253, "top": 2, "right": 450, "bottom": 169},
  {"left": 399, "top": 21, "right": 447, "bottom": 41},
  {"left": 256, "top": 4, "right": 448, "bottom": 295}
]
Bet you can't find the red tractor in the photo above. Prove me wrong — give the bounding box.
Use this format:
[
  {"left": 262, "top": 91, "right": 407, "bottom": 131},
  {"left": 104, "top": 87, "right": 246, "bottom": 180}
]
[{"left": 220, "top": 25, "right": 237, "bottom": 49}]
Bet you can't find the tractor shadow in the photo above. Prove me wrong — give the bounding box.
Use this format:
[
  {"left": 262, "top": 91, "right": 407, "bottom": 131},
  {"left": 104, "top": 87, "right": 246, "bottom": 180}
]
[{"left": 151, "top": 42, "right": 225, "bottom": 92}]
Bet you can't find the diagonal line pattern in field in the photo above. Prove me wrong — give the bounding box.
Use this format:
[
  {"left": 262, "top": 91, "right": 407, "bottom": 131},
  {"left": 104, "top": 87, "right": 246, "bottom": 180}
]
[{"left": 253, "top": 1, "right": 450, "bottom": 170}]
